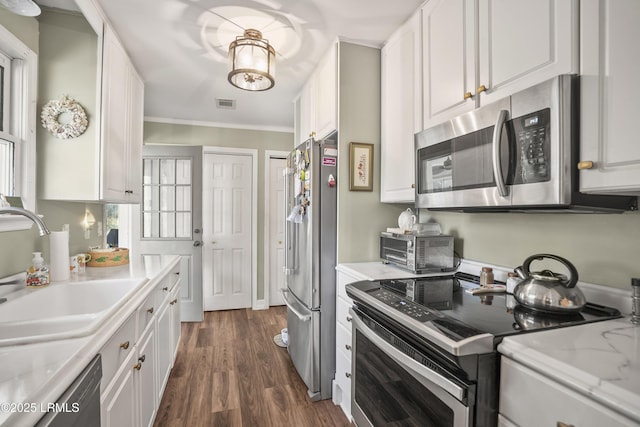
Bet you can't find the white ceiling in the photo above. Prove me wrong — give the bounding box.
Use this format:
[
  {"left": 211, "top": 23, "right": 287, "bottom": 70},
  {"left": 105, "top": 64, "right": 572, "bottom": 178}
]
[{"left": 35, "top": 0, "right": 423, "bottom": 131}]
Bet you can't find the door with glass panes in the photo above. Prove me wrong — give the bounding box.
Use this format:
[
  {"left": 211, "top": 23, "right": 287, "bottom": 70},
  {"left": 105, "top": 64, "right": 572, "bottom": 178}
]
[{"left": 135, "top": 145, "right": 203, "bottom": 321}]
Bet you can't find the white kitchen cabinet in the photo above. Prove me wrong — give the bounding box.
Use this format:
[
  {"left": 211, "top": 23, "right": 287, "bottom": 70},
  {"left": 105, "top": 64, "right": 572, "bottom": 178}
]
[
  {"left": 101, "top": 349, "right": 137, "bottom": 427},
  {"left": 499, "top": 356, "right": 635, "bottom": 426},
  {"left": 100, "top": 263, "right": 180, "bottom": 427},
  {"left": 332, "top": 269, "right": 358, "bottom": 421},
  {"left": 578, "top": 0, "right": 640, "bottom": 195},
  {"left": 422, "top": 0, "right": 578, "bottom": 129},
  {"left": 156, "top": 276, "right": 181, "bottom": 403},
  {"left": 39, "top": 0, "right": 143, "bottom": 203},
  {"left": 380, "top": 10, "right": 422, "bottom": 203},
  {"left": 100, "top": 25, "right": 144, "bottom": 203},
  {"left": 294, "top": 42, "right": 337, "bottom": 145},
  {"left": 422, "top": 0, "right": 476, "bottom": 128}
]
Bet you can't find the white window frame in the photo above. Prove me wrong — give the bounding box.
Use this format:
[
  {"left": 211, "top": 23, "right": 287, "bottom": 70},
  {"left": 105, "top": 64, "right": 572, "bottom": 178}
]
[{"left": 0, "top": 24, "right": 38, "bottom": 232}]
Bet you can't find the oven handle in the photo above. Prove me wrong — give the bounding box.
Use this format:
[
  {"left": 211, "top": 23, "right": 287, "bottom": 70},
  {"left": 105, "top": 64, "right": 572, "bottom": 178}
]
[
  {"left": 351, "top": 308, "right": 466, "bottom": 402},
  {"left": 492, "top": 109, "right": 509, "bottom": 198}
]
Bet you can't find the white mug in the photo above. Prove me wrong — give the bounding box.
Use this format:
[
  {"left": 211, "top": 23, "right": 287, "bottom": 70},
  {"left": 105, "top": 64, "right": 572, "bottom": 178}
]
[{"left": 70, "top": 253, "right": 91, "bottom": 273}]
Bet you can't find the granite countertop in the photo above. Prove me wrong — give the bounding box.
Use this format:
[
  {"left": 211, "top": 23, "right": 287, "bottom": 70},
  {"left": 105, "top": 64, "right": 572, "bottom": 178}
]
[
  {"left": 498, "top": 317, "right": 640, "bottom": 423},
  {"left": 0, "top": 254, "right": 180, "bottom": 427}
]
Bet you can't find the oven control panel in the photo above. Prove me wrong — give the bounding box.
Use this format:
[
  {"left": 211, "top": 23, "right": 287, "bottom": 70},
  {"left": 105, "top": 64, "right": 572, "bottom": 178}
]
[{"left": 370, "top": 289, "right": 439, "bottom": 322}]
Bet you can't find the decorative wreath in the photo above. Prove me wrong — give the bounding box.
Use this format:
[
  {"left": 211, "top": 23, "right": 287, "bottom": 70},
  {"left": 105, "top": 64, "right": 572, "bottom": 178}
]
[{"left": 41, "top": 95, "right": 88, "bottom": 139}]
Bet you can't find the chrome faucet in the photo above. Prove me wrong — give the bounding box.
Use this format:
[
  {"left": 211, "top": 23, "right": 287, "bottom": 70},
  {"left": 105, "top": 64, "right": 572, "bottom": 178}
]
[{"left": 0, "top": 207, "right": 51, "bottom": 236}]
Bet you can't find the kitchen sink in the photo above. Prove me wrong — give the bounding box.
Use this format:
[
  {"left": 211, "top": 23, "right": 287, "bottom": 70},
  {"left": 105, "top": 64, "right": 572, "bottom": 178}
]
[{"left": 0, "top": 278, "right": 144, "bottom": 347}]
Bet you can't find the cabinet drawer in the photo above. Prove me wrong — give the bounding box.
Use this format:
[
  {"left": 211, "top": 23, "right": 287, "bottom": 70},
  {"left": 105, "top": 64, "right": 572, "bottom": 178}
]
[
  {"left": 100, "top": 313, "right": 135, "bottom": 391},
  {"left": 500, "top": 357, "right": 635, "bottom": 427},
  {"left": 136, "top": 289, "right": 159, "bottom": 340},
  {"left": 336, "top": 321, "right": 352, "bottom": 361},
  {"left": 336, "top": 271, "right": 358, "bottom": 302},
  {"left": 336, "top": 295, "right": 353, "bottom": 329},
  {"left": 335, "top": 349, "right": 352, "bottom": 416}
]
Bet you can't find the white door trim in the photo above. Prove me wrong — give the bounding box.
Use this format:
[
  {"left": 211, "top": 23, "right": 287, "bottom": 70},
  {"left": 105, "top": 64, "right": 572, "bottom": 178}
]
[
  {"left": 263, "top": 150, "right": 289, "bottom": 308},
  {"left": 202, "top": 146, "right": 259, "bottom": 309}
]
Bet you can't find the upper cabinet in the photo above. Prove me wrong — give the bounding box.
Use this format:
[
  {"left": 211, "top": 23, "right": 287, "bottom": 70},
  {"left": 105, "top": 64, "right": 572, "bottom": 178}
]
[
  {"left": 422, "top": 0, "right": 578, "bottom": 129},
  {"left": 579, "top": 0, "right": 640, "bottom": 195},
  {"left": 101, "top": 26, "right": 144, "bottom": 202},
  {"left": 294, "top": 42, "right": 337, "bottom": 145},
  {"left": 38, "top": 0, "right": 143, "bottom": 203},
  {"left": 380, "top": 11, "right": 422, "bottom": 203}
]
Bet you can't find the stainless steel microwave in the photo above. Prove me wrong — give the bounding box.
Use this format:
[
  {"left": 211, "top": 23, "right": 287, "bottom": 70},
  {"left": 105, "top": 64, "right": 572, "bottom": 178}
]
[
  {"left": 415, "top": 75, "right": 637, "bottom": 212},
  {"left": 379, "top": 232, "right": 454, "bottom": 273}
]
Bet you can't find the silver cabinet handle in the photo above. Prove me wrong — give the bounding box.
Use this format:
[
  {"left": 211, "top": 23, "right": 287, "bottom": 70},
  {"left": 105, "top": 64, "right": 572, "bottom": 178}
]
[
  {"left": 492, "top": 109, "right": 509, "bottom": 198},
  {"left": 345, "top": 372, "right": 351, "bottom": 378},
  {"left": 193, "top": 240, "right": 202, "bottom": 247},
  {"left": 346, "top": 315, "right": 352, "bottom": 322},
  {"left": 345, "top": 344, "right": 351, "bottom": 351}
]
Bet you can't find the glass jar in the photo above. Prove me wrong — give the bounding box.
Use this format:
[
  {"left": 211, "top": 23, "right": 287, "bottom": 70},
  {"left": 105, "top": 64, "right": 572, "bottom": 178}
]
[{"left": 480, "top": 267, "right": 494, "bottom": 286}]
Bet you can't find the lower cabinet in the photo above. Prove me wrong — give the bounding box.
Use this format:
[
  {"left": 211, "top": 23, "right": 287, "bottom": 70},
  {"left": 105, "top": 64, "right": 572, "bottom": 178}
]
[
  {"left": 332, "top": 269, "right": 357, "bottom": 421},
  {"left": 100, "top": 264, "right": 181, "bottom": 427},
  {"left": 499, "top": 356, "right": 635, "bottom": 426}
]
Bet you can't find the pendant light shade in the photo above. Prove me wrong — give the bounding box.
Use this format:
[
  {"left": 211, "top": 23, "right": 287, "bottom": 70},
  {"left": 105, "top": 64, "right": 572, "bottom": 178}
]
[
  {"left": 0, "top": 0, "right": 40, "bottom": 16},
  {"left": 228, "top": 29, "right": 276, "bottom": 91}
]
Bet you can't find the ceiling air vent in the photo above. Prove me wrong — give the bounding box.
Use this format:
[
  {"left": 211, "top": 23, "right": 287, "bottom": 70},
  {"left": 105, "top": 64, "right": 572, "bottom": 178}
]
[{"left": 216, "top": 98, "right": 236, "bottom": 109}]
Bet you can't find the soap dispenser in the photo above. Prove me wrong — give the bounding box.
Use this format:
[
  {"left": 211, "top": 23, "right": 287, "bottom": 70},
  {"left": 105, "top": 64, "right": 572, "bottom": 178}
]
[{"left": 26, "top": 252, "right": 50, "bottom": 287}]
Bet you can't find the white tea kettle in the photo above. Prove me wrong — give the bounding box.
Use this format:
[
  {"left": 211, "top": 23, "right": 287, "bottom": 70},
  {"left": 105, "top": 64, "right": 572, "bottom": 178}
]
[{"left": 398, "top": 208, "right": 416, "bottom": 233}]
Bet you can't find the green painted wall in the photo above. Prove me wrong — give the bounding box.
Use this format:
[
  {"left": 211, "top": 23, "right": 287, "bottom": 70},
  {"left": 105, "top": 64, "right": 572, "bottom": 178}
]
[
  {"left": 336, "top": 42, "right": 412, "bottom": 263},
  {"left": 422, "top": 210, "right": 640, "bottom": 290},
  {"left": 0, "top": 11, "right": 103, "bottom": 278}
]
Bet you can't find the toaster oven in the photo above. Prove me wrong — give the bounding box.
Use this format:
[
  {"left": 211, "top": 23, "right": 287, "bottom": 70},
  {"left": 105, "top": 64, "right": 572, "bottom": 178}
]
[{"left": 379, "top": 232, "right": 454, "bottom": 273}]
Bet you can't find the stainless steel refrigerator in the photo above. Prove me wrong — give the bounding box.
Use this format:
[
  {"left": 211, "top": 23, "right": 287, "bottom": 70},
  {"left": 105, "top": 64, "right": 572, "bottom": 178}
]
[{"left": 282, "top": 132, "right": 337, "bottom": 401}]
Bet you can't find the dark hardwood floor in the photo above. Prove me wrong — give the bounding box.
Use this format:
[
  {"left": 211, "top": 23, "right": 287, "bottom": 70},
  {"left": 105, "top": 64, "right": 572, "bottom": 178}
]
[{"left": 154, "top": 306, "right": 352, "bottom": 427}]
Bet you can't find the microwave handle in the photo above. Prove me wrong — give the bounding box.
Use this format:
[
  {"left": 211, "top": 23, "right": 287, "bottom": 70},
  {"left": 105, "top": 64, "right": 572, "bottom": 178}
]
[{"left": 492, "top": 109, "right": 509, "bottom": 198}]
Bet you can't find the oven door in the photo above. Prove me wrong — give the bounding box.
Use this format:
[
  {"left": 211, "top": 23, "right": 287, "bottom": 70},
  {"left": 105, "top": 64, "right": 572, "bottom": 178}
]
[{"left": 350, "top": 308, "right": 472, "bottom": 427}]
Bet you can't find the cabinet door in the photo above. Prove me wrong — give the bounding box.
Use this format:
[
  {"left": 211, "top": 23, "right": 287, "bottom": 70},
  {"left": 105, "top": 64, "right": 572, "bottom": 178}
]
[
  {"left": 477, "top": 0, "right": 578, "bottom": 104},
  {"left": 156, "top": 299, "right": 172, "bottom": 403},
  {"left": 500, "top": 357, "right": 635, "bottom": 426},
  {"left": 579, "top": 0, "right": 640, "bottom": 195},
  {"left": 101, "top": 350, "right": 137, "bottom": 427},
  {"left": 423, "top": 0, "right": 476, "bottom": 129},
  {"left": 127, "top": 70, "right": 144, "bottom": 202},
  {"left": 314, "top": 42, "right": 337, "bottom": 140},
  {"left": 170, "top": 282, "right": 182, "bottom": 359},
  {"left": 381, "top": 11, "right": 421, "bottom": 203},
  {"left": 137, "top": 324, "right": 157, "bottom": 427},
  {"left": 299, "top": 80, "right": 315, "bottom": 143},
  {"left": 101, "top": 25, "right": 130, "bottom": 202}
]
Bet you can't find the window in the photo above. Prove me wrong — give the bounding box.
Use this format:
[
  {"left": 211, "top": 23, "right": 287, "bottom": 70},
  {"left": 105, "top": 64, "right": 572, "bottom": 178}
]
[{"left": 0, "top": 24, "right": 38, "bottom": 232}]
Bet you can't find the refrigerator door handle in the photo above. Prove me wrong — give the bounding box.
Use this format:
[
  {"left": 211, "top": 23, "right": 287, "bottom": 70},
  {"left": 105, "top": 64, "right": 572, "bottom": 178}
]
[{"left": 281, "top": 289, "right": 312, "bottom": 321}]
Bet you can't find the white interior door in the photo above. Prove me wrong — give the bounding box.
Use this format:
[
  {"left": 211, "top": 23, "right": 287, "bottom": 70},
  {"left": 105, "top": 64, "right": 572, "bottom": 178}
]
[
  {"left": 134, "top": 145, "right": 203, "bottom": 322},
  {"left": 203, "top": 152, "right": 254, "bottom": 311},
  {"left": 267, "top": 155, "right": 286, "bottom": 306}
]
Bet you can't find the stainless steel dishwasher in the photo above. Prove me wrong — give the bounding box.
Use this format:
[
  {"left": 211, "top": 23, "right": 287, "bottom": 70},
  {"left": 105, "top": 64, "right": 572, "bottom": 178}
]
[{"left": 36, "top": 354, "right": 102, "bottom": 427}]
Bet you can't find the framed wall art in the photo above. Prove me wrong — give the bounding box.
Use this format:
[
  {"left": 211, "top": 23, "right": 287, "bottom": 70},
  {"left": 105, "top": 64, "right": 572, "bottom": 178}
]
[{"left": 349, "top": 142, "right": 373, "bottom": 191}]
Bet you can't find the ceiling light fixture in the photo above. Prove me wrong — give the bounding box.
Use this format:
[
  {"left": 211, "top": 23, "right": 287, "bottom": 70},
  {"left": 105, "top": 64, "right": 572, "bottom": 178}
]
[
  {"left": 228, "top": 29, "right": 275, "bottom": 91},
  {"left": 0, "top": 0, "right": 40, "bottom": 16}
]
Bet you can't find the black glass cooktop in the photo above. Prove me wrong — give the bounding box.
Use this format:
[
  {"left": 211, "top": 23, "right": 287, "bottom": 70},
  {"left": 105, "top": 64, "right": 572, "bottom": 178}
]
[{"left": 346, "top": 273, "right": 622, "bottom": 343}]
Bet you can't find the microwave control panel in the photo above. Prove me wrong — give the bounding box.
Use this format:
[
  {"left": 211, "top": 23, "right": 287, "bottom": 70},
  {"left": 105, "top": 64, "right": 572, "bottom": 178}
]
[{"left": 515, "top": 108, "right": 551, "bottom": 184}]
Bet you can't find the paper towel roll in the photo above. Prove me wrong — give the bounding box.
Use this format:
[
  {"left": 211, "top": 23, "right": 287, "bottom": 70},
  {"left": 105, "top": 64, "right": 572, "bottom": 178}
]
[{"left": 49, "top": 230, "right": 70, "bottom": 282}]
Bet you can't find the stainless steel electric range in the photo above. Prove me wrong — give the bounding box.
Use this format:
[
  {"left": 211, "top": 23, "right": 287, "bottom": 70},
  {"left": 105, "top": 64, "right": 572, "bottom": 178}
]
[{"left": 345, "top": 273, "right": 622, "bottom": 427}]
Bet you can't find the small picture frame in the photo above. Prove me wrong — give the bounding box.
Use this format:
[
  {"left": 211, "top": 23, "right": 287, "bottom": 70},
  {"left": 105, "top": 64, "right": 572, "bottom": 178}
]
[{"left": 349, "top": 142, "right": 373, "bottom": 191}]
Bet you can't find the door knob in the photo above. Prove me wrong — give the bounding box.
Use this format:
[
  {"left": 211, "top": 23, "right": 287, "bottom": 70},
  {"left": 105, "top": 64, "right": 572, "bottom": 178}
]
[{"left": 193, "top": 240, "right": 202, "bottom": 247}]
